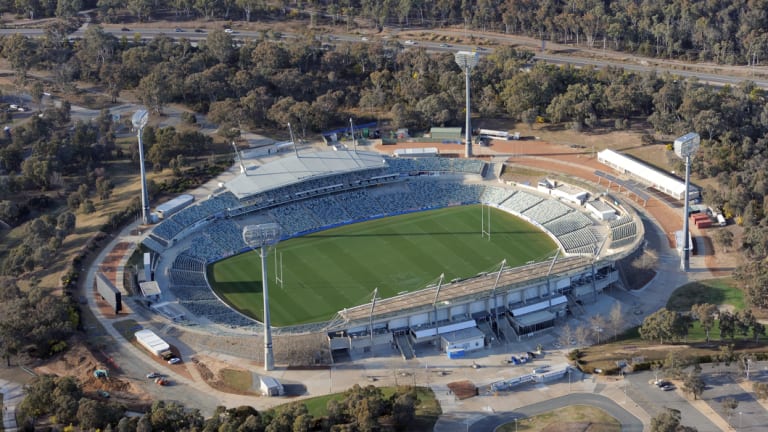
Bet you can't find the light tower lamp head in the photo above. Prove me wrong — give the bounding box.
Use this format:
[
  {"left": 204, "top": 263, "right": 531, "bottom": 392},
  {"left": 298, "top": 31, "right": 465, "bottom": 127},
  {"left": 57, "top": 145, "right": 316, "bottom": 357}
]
[
  {"left": 242, "top": 223, "right": 281, "bottom": 248},
  {"left": 454, "top": 51, "right": 480, "bottom": 70},
  {"left": 673, "top": 132, "right": 700, "bottom": 159},
  {"left": 132, "top": 109, "right": 149, "bottom": 130}
]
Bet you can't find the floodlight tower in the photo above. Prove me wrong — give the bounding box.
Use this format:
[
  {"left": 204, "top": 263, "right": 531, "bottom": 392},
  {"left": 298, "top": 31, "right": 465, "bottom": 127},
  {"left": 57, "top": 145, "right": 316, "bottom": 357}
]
[
  {"left": 454, "top": 51, "right": 480, "bottom": 158},
  {"left": 674, "top": 132, "right": 700, "bottom": 272},
  {"left": 243, "top": 223, "right": 282, "bottom": 371},
  {"left": 132, "top": 109, "right": 150, "bottom": 225}
]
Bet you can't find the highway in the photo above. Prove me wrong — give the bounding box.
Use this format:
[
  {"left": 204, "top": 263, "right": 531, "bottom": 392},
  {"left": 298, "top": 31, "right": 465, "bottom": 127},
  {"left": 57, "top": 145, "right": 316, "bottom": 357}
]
[{"left": 1, "top": 23, "right": 767, "bottom": 89}]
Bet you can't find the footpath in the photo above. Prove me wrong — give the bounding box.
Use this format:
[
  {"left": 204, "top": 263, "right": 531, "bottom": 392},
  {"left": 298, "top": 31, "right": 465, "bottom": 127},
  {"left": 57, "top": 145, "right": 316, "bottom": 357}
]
[{"left": 1, "top": 378, "right": 23, "bottom": 432}]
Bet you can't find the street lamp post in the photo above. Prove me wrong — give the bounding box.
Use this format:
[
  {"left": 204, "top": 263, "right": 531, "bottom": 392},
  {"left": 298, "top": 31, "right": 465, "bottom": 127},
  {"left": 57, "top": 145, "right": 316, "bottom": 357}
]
[
  {"left": 132, "top": 109, "right": 150, "bottom": 225},
  {"left": 243, "top": 223, "right": 281, "bottom": 371},
  {"left": 454, "top": 51, "right": 480, "bottom": 158},
  {"left": 673, "top": 132, "right": 701, "bottom": 272}
]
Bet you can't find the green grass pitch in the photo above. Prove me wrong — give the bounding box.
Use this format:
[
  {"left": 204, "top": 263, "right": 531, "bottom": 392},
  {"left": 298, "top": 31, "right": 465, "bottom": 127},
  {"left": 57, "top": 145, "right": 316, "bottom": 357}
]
[{"left": 207, "top": 205, "right": 558, "bottom": 326}]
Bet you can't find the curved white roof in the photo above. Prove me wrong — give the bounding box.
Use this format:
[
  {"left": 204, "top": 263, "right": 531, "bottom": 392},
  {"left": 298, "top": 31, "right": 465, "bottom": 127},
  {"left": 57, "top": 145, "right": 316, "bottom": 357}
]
[{"left": 225, "top": 150, "right": 387, "bottom": 200}]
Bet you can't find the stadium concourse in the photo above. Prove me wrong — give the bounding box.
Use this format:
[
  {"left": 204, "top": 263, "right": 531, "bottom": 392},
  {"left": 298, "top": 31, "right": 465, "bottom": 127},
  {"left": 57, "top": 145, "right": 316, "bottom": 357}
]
[{"left": 138, "top": 144, "right": 645, "bottom": 365}]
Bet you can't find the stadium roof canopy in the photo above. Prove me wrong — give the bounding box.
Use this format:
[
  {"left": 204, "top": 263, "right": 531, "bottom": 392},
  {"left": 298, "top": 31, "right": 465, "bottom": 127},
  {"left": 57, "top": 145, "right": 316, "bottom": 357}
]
[{"left": 225, "top": 150, "right": 388, "bottom": 200}]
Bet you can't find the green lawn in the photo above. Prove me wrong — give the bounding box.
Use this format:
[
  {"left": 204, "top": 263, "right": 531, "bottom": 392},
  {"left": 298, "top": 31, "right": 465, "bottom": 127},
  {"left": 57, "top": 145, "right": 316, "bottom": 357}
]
[
  {"left": 208, "top": 205, "right": 557, "bottom": 326},
  {"left": 281, "top": 386, "right": 440, "bottom": 431},
  {"left": 497, "top": 405, "right": 620, "bottom": 431},
  {"left": 666, "top": 278, "right": 744, "bottom": 312}
]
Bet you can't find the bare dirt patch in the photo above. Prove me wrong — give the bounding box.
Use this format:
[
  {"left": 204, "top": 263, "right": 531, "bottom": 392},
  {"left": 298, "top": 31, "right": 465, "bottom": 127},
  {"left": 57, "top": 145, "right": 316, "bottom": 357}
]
[
  {"left": 446, "top": 380, "right": 477, "bottom": 400},
  {"left": 190, "top": 354, "right": 259, "bottom": 396},
  {"left": 33, "top": 340, "right": 152, "bottom": 411}
]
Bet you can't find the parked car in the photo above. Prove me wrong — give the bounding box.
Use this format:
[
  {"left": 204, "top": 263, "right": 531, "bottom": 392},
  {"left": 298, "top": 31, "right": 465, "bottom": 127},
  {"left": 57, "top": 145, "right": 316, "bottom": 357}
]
[
  {"left": 168, "top": 357, "right": 181, "bottom": 365},
  {"left": 661, "top": 384, "right": 676, "bottom": 391},
  {"left": 146, "top": 372, "right": 161, "bottom": 379},
  {"left": 224, "top": 28, "right": 235, "bottom": 34},
  {"left": 404, "top": 40, "right": 417, "bottom": 45}
]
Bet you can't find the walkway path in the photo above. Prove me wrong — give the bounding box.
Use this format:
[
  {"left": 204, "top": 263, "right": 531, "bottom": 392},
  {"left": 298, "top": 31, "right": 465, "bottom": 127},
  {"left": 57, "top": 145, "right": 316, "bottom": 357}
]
[{"left": 1, "top": 378, "right": 23, "bottom": 432}]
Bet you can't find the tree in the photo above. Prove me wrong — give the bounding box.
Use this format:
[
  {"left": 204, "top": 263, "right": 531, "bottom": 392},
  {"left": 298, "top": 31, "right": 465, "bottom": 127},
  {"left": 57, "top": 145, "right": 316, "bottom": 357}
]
[
  {"left": 650, "top": 408, "right": 682, "bottom": 432},
  {"left": 691, "top": 303, "right": 717, "bottom": 343},
  {"left": 639, "top": 308, "right": 680, "bottom": 344},
  {"left": 754, "top": 382, "right": 768, "bottom": 400},
  {"left": 712, "top": 229, "right": 733, "bottom": 252},
  {"left": 56, "top": 211, "right": 76, "bottom": 238},
  {"left": 391, "top": 389, "right": 417, "bottom": 430},
  {"left": 682, "top": 367, "right": 705, "bottom": 400},
  {"left": 721, "top": 397, "right": 739, "bottom": 426},
  {"left": 590, "top": 313, "right": 607, "bottom": 344},
  {"left": 607, "top": 302, "right": 624, "bottom": 341},
  {"left": 719, "top": 311, "right": 737, "bottom": 340},
  {"left": 558, "top": 323, "right": 574, "bottom": 347}
]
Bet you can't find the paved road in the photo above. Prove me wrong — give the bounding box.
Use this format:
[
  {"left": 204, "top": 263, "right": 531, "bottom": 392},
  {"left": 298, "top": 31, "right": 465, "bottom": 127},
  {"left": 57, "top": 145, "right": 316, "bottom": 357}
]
[
  {"left": 625, "top": 371, "right": 719, "bottom": 432},
  {"left": 469, "top": 393, "right": 642, "bottom": 432},
  {"left": 0, "top": 378, "right": 23, "bottom": 432},
  {"left": 1, "top": 22, "right": 767, "bottom": 89}
]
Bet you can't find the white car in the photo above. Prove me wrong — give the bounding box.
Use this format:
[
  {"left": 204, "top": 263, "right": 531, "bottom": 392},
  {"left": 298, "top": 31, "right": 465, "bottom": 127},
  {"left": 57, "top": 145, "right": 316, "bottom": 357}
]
[
  {"left": 404, "top": 40, "right": 417, "bottom": 45},
  {"left": 224, "top": 29, "right": 235, "bottom": 34},
  {"left": 361, "top": 36, "right": 369, "bottom": 41},
  {"left": 167, "top": 357, "right": 181, "bottom": 365}
]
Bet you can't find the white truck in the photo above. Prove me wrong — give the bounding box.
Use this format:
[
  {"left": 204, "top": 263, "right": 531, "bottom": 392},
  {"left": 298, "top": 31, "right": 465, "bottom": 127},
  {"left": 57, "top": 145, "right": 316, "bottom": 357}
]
[{"left": 716, "top": 213, "right": 727, "bottom": 227}]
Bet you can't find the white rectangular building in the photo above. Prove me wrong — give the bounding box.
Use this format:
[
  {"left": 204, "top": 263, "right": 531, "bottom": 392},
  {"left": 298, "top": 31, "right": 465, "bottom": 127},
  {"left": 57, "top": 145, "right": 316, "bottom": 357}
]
[
  {"left": 135, "top": 329, "right": 170, "bottom": 356},
  {"left": 597, "top": 149, "right": 699, "bottom": 200}
]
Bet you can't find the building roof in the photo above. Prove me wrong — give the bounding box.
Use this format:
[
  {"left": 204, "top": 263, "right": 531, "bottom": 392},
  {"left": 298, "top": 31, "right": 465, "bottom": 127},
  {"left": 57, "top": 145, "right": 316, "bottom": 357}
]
[
  {"left": 441, "top": 327, "right": 485, "bottom": 343},
  {"left": 225, "top": 150, "right": 388, "bottom": 200},
  {"left": 139, "top": 281, "right": 161, "bottom": 297},
  {"left": 597, "top": 149, "right": 698, "bottom": 198},
  {"left": 337, "top": 256, "right": 592, "bottom": 325}
]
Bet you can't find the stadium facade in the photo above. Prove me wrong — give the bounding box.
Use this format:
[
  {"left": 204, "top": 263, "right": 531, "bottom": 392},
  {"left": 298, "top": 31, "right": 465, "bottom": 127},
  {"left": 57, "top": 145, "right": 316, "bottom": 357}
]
[{"left": 144, "top": 150, "right": 643, "bottom": 361}]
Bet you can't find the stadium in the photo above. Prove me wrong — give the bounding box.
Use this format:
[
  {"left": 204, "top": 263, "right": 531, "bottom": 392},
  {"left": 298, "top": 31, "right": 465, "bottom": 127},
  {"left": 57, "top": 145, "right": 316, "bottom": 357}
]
[{"left": 141, "top": 147, "right": 644, "bottom": 364}]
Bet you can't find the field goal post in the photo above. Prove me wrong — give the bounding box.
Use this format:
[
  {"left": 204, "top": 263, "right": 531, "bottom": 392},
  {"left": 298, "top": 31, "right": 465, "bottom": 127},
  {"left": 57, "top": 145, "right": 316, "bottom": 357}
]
[
  {"left": 274, "top": 249, "right": 284, "bottom": 288},
  {"left": 481, "top": 203, "right": 491, "bottom": 240}
]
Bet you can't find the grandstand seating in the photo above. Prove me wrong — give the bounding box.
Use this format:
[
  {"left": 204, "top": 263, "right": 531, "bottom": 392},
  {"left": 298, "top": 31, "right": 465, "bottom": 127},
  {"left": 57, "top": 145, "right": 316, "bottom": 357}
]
[
  {"left": 481, "top": 187, "right": 515, "bottom": 205},
  {"left": 500, "top": 191, "right": 543, "bottom": 214},
  {"left": 522, "top": 199, "right": 572, "bottom": 225},
  {"left": 303, "top": 195, "right": 351, "bottom": 225},
  {"left": 544, "top": 212, "right": 593, "bottom": 236},
  {"left": 610, "top": 215, "right": 638, "bottom": 247},
  {"left": 270, "top": 202, "right": 321, "bottom": 235},
  {"left": 558, "top": 227, "right": 598, "bottom": 254}
]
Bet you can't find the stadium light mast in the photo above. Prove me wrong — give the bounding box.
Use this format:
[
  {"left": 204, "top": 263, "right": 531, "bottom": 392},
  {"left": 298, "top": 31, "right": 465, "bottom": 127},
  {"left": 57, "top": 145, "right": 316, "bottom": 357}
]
[
  {"left": 350, "top": 118, "right": 358, "bottom": 153},
  {"left": 132, "top": 109, "right": 150, "bottom": 225},
  {"left": 674, "top": 132, "right": 700, "bottom": 272},
  {"left": 243, "top": 223, "right": 282, "bottom": 371},
  {"left": 288, "top": 122, "right": 299, "bottom": 158},
  {"left": 490, "top": 260, "right": 506, "bottom": 335},
  {"left": 454, "top": 51, "right": 480, "bottom": 158},
  {"left": 431, "top": 273, "right": 445, "bottom": 325},
  {"left": 369, "top": 288, "right": 379, "bottom": 351}
]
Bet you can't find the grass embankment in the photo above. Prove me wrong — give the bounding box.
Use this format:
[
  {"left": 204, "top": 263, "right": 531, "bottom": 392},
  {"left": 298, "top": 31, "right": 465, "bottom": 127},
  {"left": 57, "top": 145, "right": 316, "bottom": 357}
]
[
  {"left": 576, "top": 278, "right": 766, "bottom": 373},
  {"left": 286, "top": 386, "right": 440, "bottom": 431},
  {"left": 208, "top": 205, "right": 557, "bottom": 326},
  {"left": 497, "top": 405, "right": 620, "bottom": 432},
  {"left": 666, "top": 278, "right": 744, "bottom": 311}
]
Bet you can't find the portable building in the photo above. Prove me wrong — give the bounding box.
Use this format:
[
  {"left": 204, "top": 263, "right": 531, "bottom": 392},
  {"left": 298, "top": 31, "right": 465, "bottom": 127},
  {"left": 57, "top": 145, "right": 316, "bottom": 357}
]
[
  {"left": 134, "top": 329, "right": 170, "bottom": 357},
  {"left": 259, "top": 376, "right": 284, "bottom": 396}
]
